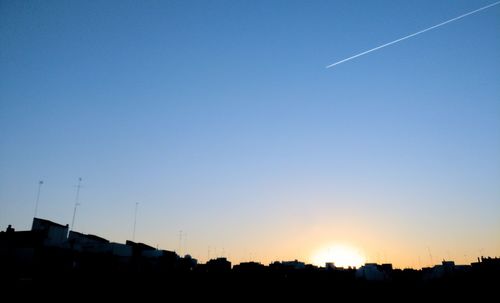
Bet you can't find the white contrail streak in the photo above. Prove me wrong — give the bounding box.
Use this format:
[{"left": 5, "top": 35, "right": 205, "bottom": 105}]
[{"left": 326, "top": 1, "right": 500, "bottom": 68}]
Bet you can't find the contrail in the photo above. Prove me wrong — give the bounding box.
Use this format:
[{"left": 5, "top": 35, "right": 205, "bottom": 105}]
[{"left": 326, "top": 1, "right": 500, "bottom": 68}]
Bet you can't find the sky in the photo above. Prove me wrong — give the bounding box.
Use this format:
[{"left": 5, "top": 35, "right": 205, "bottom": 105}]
[{"left": 1, "top": 0, "right": 499, "bottom": 268}]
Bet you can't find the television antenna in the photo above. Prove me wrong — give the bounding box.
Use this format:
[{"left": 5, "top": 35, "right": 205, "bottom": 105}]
[
  {"left": 133, "top": 202, "right": 139, "bottom": 241},
  {"left": 70, "top": 177, "right": 82, "bottom": 231},
  {"left": 33, "top": 180, "right": 44, "bottom": 218}
]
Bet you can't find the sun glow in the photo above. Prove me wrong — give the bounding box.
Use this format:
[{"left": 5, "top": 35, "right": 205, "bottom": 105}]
[{"left": 311, "top": 244, "right": 365, "bottom": 268}]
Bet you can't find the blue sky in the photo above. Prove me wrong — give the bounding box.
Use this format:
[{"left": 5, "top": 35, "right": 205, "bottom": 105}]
[{"left": 1, "top": 0, "right": 499, "bottom": 266}]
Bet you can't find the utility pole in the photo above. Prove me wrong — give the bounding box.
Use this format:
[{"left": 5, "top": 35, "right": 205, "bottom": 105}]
[
  {"left": 33, "top": 180, "right": 44, "bottom": 218},
  {"left": 70, "top": 177, "right": 82, "bottom": 231}
]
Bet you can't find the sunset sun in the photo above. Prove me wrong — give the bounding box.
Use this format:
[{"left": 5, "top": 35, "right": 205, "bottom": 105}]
[{"left": 311, "top": 245, "right": 366, "bottom": 268}]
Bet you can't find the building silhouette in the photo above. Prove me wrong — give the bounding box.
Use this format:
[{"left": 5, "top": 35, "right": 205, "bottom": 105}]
[{"left": 1, "top": 217, "right": 499, "bottom": 299}]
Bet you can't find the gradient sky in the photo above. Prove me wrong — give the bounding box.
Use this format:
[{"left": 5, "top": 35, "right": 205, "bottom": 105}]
[{"left": 1, "top": 0, "right": 499, "bottom": 268}]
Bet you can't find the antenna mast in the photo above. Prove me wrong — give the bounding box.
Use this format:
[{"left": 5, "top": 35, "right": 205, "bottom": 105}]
[
  {"left": 183, "top": 232, "right": 187, "bottom": 255},
  {"left": 427, "top": 247, "right": 434, "bottom": 266},
  {"left": 178, "top": 230, "right": 183, "bottom": 256},
  {"left": 34, "top": 180, "right": 44, "bottom": 218},
  {"left": 70, "top": 177, "right": 82, "bottom": 231},
  {"left": 133, "top": 202, "right": 139, "bottom": 241}
]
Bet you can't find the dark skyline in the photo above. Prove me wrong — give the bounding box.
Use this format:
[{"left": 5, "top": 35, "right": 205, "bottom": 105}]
[
  {"left": 2, "top": 216, "right": 499, "bottom": 300},
  {"left": 3, "top": 216, "right": 498, "bottom": 270}
]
